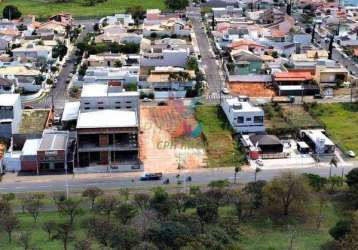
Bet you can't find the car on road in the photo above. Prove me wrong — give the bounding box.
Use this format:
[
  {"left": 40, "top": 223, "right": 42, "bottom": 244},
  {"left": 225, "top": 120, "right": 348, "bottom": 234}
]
[
  {"left": 140, "top": 173, "right": 163, "bottom": 181},
  {"left": 221, "top": 88, "right": 230, "bottom": 95},
  {"left": 255, "top": 159, "right": 264, "bottom": 166}
]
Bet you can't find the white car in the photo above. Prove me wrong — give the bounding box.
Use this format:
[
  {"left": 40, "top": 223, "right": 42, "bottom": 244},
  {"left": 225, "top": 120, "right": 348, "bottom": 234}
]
[
  {"left": 221, "top": 88, "right": 230, "bottom": 95},
  {"left": 347, "top": 150, "right": 356, "bottom": 158},
  {"left": 143, "top": 98, "right": 153, "bottom": 102}
]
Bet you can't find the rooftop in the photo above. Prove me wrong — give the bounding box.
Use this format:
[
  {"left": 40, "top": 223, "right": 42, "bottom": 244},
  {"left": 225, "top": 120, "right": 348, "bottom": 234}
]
[
  {"left": 38, "top": 131, "right": 69, "bottom": 151},
  {"left": 77, "top": 110, "right": 138, "bottom": 129},
  {"left": 0, "top": 94, "right": 20, "bottom": 106},
  {"left": 274, "top": 72, "right": 313, "bottom": 81},
  {"left": 22, "top": 139, "right": 41, "bottom": 156},
  {"left": 224, "top": 98, "right": 263, "bottom": 113},
  {"left": 81, "top": 84, "right": 139, "bottom": 98},
  {"left": 62, "top": 102, "right": 80, "bottom": 122}
]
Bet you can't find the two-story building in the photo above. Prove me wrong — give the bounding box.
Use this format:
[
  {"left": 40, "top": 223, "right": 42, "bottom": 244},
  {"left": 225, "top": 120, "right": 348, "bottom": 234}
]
[
  {"left": 221, "top": 97, "right": 265, "bottom": 133},
  {"left": 76, "top": 110, "right": 140, "bottom": 171},
  {"left": 0, "top": 94, "right": 22, "bottom": 140}
]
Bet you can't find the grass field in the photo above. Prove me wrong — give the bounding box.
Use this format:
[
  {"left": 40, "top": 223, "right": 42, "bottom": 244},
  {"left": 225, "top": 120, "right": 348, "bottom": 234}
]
[
  {"left": 0, "top": 199, "right": 341, "bottom": 250},
  {"left": 195, "top": 105, "right": 246, "bottom": 167},
  {"left": 0, "top": 0, "right": 165, "bottom": 18},
  {"left": 307, "top": 102, "right": 358, "bottom": 154}
]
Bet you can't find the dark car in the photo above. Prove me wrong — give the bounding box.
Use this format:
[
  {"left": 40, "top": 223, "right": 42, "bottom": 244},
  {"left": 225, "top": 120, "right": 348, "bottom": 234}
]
[
  {"left": 314, "top": 93, "right": 323, "bottom": 99},
  {"left": 140, "top": 173, "right": 163, "bottom": 181}
]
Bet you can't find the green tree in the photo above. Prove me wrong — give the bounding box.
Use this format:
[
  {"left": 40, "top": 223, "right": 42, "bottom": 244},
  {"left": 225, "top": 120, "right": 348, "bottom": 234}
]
[
  {"left": 329, "top": 220, "right": 352, "bottom": 240},
  {"left": 25, "top": 197, "right": 44, "bottom": 223},
  {"left": 3, "top": 5, "right": 22, "bottom": 20},
  {"left": 1, "top": 214, "right": 20, "bottom": 243},
  {"left": 304, "top": 173, "right": 327, "bottom": 192},
  {"left": 53, "top": 223, "right": 74, "bottom": 250},
  {"left": 17, "top": 231, "right": 32, "bottom": 250},
  {"left": 165, "top": 0, "right": 189, "bottom": 10},
  {"left": 114, "top": 203, "right": 137, "bottom": 224},
  {"left": 196, "top": 201, "right": 219, "bottom": 223},
  {"left": 109, "top": 225, "right": 141, "bottom": 250},
  {"left": 43, "top": 220, "right": 57, "bottom": 241},
  {"left": 150, "top": 188, "right": 172, "bottom": 218},
  {"left": 263, "top": 172, "right": 311, "bottom": 216},
  {"left": 126, "top": 5, "right": 145, "bottom": 26},
  {"left": 58, "top": 198, "right": 82, "bottom": 225},
  {"left": 95, "top": 195, "right": 119, "bottom": 222},
  {"left": 82, "top": 186, "right": 104, "bottom": 209}
]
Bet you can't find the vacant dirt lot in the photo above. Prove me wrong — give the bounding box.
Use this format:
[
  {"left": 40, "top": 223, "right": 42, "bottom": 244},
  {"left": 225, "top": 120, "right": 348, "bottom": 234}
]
[
  {"left": 229, "top": 83, "right": 276, "bottom": 97},
  {"left": 140, "top": 101, "right": 206, "bottom": 173}
]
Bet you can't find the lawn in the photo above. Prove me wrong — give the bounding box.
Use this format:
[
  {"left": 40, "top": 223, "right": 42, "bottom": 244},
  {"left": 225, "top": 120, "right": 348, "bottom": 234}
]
[
  {"left": 0, "top": 198, "right": 343, "bottom": 250},
  {"left": 195, "top": 105, "right": 246, "bottom": 167},
  {"left": 237, "top": 201, "right": 342, "bottom": 250},
  {"left": 0, "top": 0, "right": 166, "bottom": 18},
  {"left": 263, "top": 104, "right": 323, "bottom": 135},
  {"left": 307, "top": 102, "right": 358, "bottom": 154}
]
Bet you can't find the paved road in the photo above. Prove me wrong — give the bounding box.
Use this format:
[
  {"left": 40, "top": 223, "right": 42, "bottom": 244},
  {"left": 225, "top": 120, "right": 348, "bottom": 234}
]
[
  {"left": 27, "top": 21, "right": 94, "bottom": 111},
  {"left": 0, "top": 164, "right": 356, "bottom": 193},
  {"left": 188, "top": 7, "right": 223, "bottom": 95}
]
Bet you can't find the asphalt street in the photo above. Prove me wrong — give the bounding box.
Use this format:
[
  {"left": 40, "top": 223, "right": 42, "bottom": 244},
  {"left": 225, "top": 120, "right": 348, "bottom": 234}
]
[
  {"left": 27, "top": 21, "right": 94, "bottom": 111},
  {"left": 0, "top": 164, "right": 356, "bottom": 193},
  {"left": 189, "top": 7, "right": 223, "bottom": 95}
]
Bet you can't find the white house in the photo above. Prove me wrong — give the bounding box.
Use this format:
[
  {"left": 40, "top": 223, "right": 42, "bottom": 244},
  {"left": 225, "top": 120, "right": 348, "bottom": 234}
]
[
  {"left": 221, "top": 97, "right": 265, "bottom": 133},
  {"left": 140, "top": 38, "right": 190, "bottom": 67},
  {"left": 74, "top": 66, "right": 139, "bottom": 87},
  {"left": 12, "top": 43, "right": 52, "bottom": 60},
  {"left": 143, "top": 66, "right": 196, "bottom": 99},
  {"left": 100, "top": 14, "right": 134, "bottom": 27},
  {"left": 80, "top": 83, "right": 139, "bottom": 114},
  {"left": 0, "top": 94, "right": 22, "bottom": 139}
]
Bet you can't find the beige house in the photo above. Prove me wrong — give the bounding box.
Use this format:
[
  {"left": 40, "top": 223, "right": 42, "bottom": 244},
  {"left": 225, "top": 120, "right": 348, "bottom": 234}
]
[{"left": 315, "top": 66, "right": 349, "bottom": 87}]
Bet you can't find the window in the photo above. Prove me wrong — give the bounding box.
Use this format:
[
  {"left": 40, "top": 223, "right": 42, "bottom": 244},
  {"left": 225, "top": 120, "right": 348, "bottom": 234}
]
[
  {"left": 97, "top": 102, "right": 104, "bottom": 105},
  {"left": 84, "top": 107, "right": 90, "bottom": 110},
  {"left": 98, "top": 107, "right": 104, "bottom": 110},
  {"left": 115, "top": 101, "right": 121, "bottom": 104},
  {"left": 246, "top": 117, "right": 252, "bottom": 122},
  {"left": 237, "top": 117, "right": 244, "bottom": 124},
  {"left": 126, "top": 101, "right": 131, "bottom": 104},
  {"left": 254, "top": 116, "right": 263, "bottom": 123},
  {"left": 126, "top": 106, "right": 132, "bottom": 109},
  {"left": 84, "top": 102, "right": 90, "bottom": 105},
  {"left": 115, "top": 107, "right": 121, "bottom": 109}
]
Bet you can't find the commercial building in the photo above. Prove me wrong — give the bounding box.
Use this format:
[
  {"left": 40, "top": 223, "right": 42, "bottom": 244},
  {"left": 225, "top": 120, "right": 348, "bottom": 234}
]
[{"left": 76, "top": 110, "right": 140, "bottom": 171}]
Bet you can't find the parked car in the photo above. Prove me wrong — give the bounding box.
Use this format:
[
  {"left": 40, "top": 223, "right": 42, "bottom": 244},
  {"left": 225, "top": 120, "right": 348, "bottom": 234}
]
[
  {"left": 314, "top": 93, "right": 323, "bottom": 99},
  {"left": 221, "top": 88, "right": 230, "bottom": 95},
  {"left": 347, "top": 150, "right": 356, "bottom": 158},
  {"left": 143, "top": 98, "right": 153, "bottom": 102},
  {"left": 158, "top": 101, "right": 168, "bottom": 106},
  {"left": 140, "top": 173, "right": 163, "bottom": 181}
]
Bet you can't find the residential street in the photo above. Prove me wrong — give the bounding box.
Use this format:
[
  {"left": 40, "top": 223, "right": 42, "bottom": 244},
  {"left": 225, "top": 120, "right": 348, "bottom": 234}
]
[
  {"left": 26, "top": 21, "right": 94, "bottom": 111},
  {"left": 0, "top": 163, "right": 356, "bottom": 193},
  {"left": 189, "top": 7, "right": 223, "bottom": 95}
]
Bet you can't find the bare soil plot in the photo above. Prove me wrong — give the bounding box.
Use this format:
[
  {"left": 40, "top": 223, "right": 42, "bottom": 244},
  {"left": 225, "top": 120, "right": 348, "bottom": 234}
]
[
  {"left": 229, "top": 83, "right": 276, "bottom": 97},
  {"left": 140, "top": 101, "right": 206, "bottom": 173}
]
